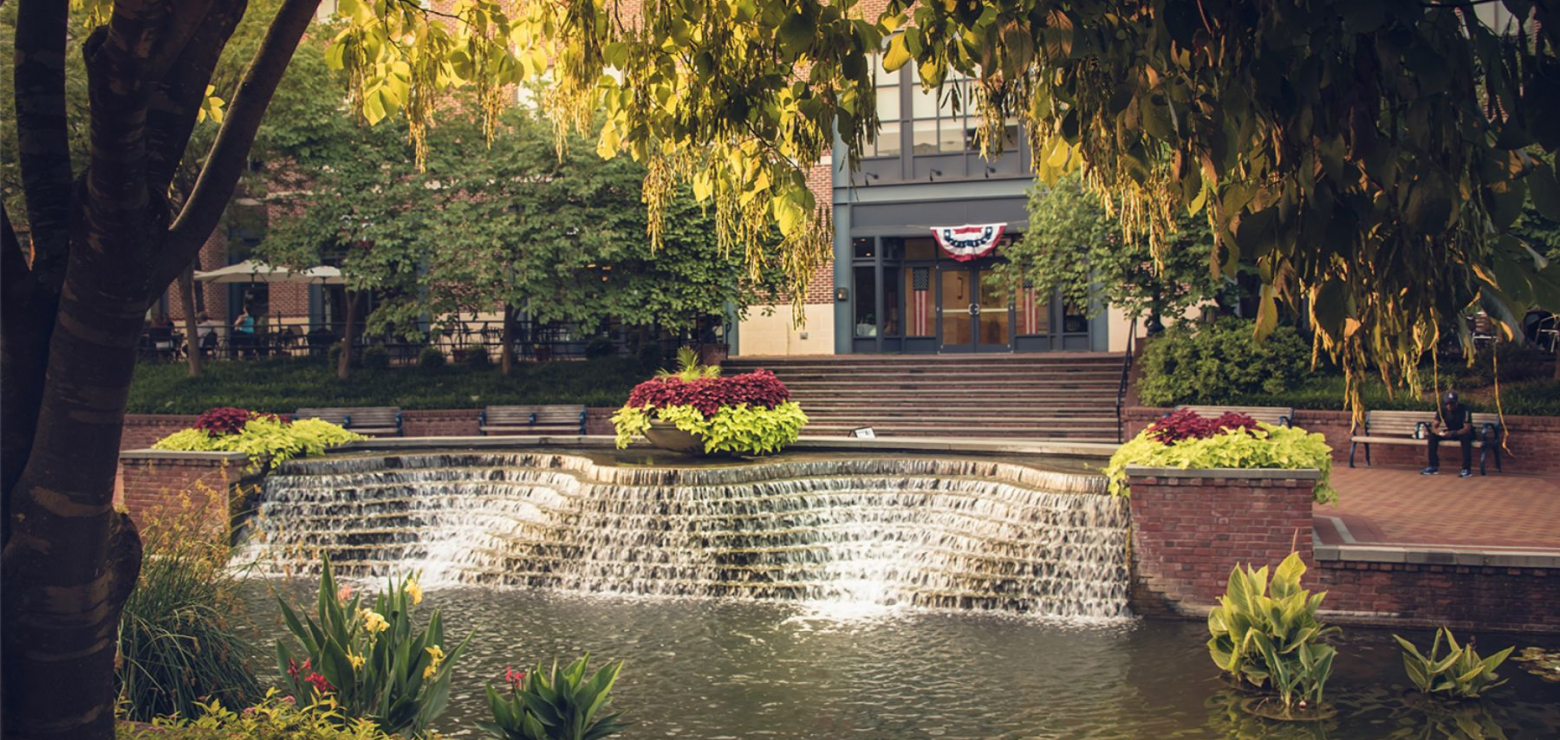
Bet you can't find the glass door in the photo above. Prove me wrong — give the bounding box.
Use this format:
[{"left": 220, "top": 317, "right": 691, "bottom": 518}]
[{"left": 938, "top": 264, "right": 1012, "bottom": 352}]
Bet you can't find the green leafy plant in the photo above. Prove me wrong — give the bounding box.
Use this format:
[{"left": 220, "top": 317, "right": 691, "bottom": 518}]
[
  {"left": 360, "top": 346, "right": 391, "bottom": 371},
  {"left": 1393, "top": 628, "right": 1515, "bottom": 700},
  {"left": 478, "top": 656, "right": 628, "bottom": 740},
  {"left": 1104, "top": 422, "right": 1337, "bottom": 503},
  {"left": 611, "top": 402, "right": 808, "bottom": 456},
  {"left": 1207, "top": 553, "right": 1340, "bottom": 718},
  {"left": 654, "top": 346, "right": 721, "bottom": 381},
  {"left": 276, "top": 559, "right": 471, "bottom": 738},
  {"left": 1138, "top": 317, "right": 1311, "bottom": 407},
  {"left": 117, "top": 689, "right": 398, "bottom": 740},
  {"left": 419, "top": 346, "right": 447, "bottom": 371},
  {"left": 117, "top": 485, "right": 260, "bottom": 721},
  {"left": 153, "top": 417, "right": 363, "bottom": 468}
]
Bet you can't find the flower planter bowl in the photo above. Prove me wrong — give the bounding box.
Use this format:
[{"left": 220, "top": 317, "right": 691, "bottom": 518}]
[{"left": 643, "top": 420, "right": 709, "bottom": 456}]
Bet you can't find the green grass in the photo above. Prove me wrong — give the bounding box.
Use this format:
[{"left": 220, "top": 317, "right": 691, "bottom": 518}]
[
  {"left": 1224, "top": 375, "right": 1560, "bottom": 417},
  {"left": 128, "top": 356, "right": 651, "bottom": 414}
]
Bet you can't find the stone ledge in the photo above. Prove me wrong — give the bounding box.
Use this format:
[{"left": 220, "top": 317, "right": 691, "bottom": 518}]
[
  {"left": 1124, "top": 466, "right": 1323, "bottom": 481},
  {"left": 1314, "top": 542, "right": 1560, "bottom": 569},
  {"left": 121, "top": 449, "right": 250, "bottom": 463}
]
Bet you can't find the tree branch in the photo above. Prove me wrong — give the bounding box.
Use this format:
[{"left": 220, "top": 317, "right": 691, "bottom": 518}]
[
  {"left": 145, "top": 0, "right": 249, "bottom": 195},
  {"left": 159, "top": 0, "right": 324, "bottom": 286},
  {"left": 12, "top": 0, "right": 74, "bottom": 294}
]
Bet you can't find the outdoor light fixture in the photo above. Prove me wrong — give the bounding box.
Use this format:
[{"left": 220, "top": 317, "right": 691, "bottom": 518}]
[
  {"left": 836, "top": 287, "right": 849, "bottom": 301},
  {"left": 928, "top": 169, "right": 943, "bottom": 181},
  {"left": 862, "top": 172, "right": 881, "bottom": 185}
]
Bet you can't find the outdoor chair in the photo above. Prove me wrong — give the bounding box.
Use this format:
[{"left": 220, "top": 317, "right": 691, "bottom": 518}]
[
  {"left": 294, "top": 407, "right": 403, "bottom": 437},
  {"left": 1349, "top": 409, "right": 1504, "bottom": 475},
  {"left": 479, "top": 405, "right": 588, "bottom": 436}
]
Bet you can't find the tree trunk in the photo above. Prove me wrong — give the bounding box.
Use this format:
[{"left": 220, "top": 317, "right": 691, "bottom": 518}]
[
  {"left": 178, "top": 265, "right": 203, "bottom": 377},
  {"left": 500, "top": 302, "right": 515, "bottom": 375},
  {"left": 337, "top": 289, "right": 358, "bottom": 379}
]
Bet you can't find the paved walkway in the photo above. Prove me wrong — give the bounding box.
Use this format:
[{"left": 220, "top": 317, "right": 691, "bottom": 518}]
[{"left": 1318, "top": 466, "right": 1560, "bottom": 550}]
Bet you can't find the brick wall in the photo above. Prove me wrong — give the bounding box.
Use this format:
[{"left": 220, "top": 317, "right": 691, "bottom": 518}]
[
  {"left": 1126, "top": 466, "right": 1560, "bottom": 632},
  {"left": 123, "top": 409, "right": 619, "bottom": 444},
  {"left": 118, "top": 451, "right": 252, "bottom": 538},
  {"left": 804, "top": 158, "right": 837, "bottom": 306},
  {"left": 1123, "top": 407, "right": 1560, "bottom": 474},
  {"left": 121, "top": 414, "right": 201, "bottom": 450},
  {"left": 402, "top": 409, "right": 482, "bottom": 437},
  {"left": 1127, "top": 467, "right": 1317, "bottom": 615}
]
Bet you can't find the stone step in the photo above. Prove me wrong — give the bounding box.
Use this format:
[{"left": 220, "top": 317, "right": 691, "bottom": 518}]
[{"left": 802, "top": 425, "right": 1119, "bottom": 441}]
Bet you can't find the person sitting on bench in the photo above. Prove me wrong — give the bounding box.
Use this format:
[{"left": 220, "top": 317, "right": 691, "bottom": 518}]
[{"left": 1422, "top": 391, "right": 1474, "bottom": 478}]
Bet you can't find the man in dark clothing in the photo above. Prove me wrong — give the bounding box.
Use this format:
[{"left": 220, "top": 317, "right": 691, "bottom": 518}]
[{"left": 1423, "top": 391, "right": 1474, "bottom": 478}]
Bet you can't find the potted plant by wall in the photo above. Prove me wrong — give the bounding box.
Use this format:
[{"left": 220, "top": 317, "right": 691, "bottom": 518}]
[
  {"left": 1103, "top": 409, "right": 1339, "bottom": 503},
  {"left": 612, "top": 348, "right": 807, "bottom": 457}
]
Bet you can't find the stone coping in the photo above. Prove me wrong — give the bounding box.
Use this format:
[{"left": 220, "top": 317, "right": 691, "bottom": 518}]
[
  {"left": 326, "top": 434, "right": 1121, "bottom": 458},
  {"left": 1314, "top": 541, "right": 1560, "bottom": 569},
  {"left": 1124, "top": 465, "right": 1323, "bottom": 480},
  {"left": 120, "top": 449, "right": 250, "bottom": 463}
]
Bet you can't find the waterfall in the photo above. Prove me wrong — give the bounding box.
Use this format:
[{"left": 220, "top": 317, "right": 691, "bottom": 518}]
[{"left": 238, "top": 452, "right": 1133, "bottom": 618}]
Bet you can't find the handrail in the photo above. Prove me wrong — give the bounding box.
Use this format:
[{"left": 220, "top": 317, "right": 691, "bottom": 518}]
[{"left": 1115, "top": 316, "right": 1138, "bottom": 443}]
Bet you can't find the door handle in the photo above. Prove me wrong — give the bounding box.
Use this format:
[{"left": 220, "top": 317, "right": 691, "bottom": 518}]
[{"left": 969, "top": 303, "right": 981, "bottom": 316}]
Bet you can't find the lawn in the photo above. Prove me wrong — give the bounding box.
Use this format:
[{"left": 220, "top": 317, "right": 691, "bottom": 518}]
[{"left": 128, "top": 356, "right": 651, "bottom": 414}]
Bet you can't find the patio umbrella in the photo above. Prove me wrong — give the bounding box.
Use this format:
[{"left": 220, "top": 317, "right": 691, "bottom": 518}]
[{"left": 192, "top": 259, "right": 345, "bottom": 284}]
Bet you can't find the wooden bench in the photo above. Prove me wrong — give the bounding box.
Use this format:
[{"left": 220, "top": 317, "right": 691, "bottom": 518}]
[
  {"left": 294, "top": 407, "right": 403, "bottom": 437},
  {"left": 1349, "top": 410, "right": 1504, "bottom": 475},
  {"left": 480, "top": 405, "right": 588, "bottom": 436},
  {"left": 1174, "top": 405, "right": 1294, "bottom": 428}
]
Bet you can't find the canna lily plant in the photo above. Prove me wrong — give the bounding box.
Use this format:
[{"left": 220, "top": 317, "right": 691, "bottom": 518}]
[
  {"left": 1394, "top": 627, "right": 1515, "bottom": 700},
  {"left": 478, "top": 654, "right": 628, "bottom": 740},
  {"left": 1207, "top": 552, "right": 1340, "bottom": 718},
  {"left": 276, "top": 557, "right": 472, "bottom": 737}
]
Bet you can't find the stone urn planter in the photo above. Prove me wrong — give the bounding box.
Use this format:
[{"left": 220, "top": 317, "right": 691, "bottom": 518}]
[{"left": 642, "top": 420, "right": 708, "bottom": 455}]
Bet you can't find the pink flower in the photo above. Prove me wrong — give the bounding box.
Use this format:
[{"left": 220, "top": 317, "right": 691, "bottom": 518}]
[
  {"left": 304, "top": 671, "right": 334, "bottom": 694},
  {"left": 504, "top": 665, "right": 527, "bottom": 692},
  {"left": 337, "top": 585, "right": 354, "bottom": 602}
]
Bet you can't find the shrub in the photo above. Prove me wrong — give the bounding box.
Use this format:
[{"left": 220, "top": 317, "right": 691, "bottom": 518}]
[
  {"left": 277, "top": 559, "right": 470, "bottom": 737},
  {"left": 1104, "top": 413, "right": 1337, "bottom": 503},
  {"left": 117, "top": 487, "right": 260, "bottom": 721},
  {"left": 153, "top": 416, "right": 363, "bottom": 467},
  {"left": 419, "top": 346, "right": 447, "bottom": 371},
  {"left": 1394, "top": 628, "right": 1515, "bottom": 700},
  {"left": 478, "top": 655, "right": 628, "bottom": 740},
  {"left": 194, "top": 407, "right": 272, "bottom": 437},
  {"left": 327, "top": 342, "right": 346, "bottom": 370},
  {"left": 1208, "top": 553, "right": 1339, "bottom": 718},
  {"left": 118, "top": 689, "right": 397, "bottom": 739},
  {"left": 360, "top": 346, "right": 390, "bottom": 371},
  {"left": 466, "top": 345, "right": 491, "bottom": 367},
  {"left": 584, "top": 336, "right": 615, "bottom": 360},
  {"left": 1138, "top": 317, "right": 1310, "bottom": 407}
]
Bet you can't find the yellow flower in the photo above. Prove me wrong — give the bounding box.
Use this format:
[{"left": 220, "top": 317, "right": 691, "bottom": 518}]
[
  {"left": 347, "top": 650, "right": 365, "bottom": 670},
  {"left": 360, "top": 609, "right": 389, "bottom": 634},
  {"left": 406, "top": 578, "right": 424, "bottom": 606},
  {"left": 422, "top": 644, "right": 445, "bottom": 679}
]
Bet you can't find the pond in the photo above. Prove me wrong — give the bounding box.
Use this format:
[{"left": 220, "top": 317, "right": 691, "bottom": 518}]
[{"left": 240, "top": 580, "right": 1560, "bottom": 740}]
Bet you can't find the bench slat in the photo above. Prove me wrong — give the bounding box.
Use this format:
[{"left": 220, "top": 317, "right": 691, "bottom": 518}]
[
  {"left": 481, "top": 405, "right": 586, "bottom": 435},
  {"left": 295, "top": 407, "right": 401, "bottom": 435}
]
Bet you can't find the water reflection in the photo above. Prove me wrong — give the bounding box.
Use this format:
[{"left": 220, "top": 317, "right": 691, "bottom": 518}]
[{"left": 237, "top": 582, "right": 1560, "bottom": 740}]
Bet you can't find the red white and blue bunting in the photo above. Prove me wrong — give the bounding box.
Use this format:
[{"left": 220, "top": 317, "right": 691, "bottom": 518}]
[{"left": 930, "top": 223, "right": 1006, "bottom": 262}]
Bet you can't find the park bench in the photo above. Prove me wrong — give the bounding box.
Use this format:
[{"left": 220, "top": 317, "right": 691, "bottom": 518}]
[
  {"left": 480, "top": 405, "right": 588, "bottom": 436},
  {"left": 294, "top": 407, "right": 403, "bottom": 437},
  {"left": 1349, "top": 409, "right": 1504, "bottom": 475},
  {"left": 1174, "top": 405, "right": 1294, "bottom": 428}
]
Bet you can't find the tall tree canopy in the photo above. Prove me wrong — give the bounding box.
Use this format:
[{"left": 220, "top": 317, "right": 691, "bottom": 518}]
[{"left": 4, "top": 1, "right": 1560, "bottom": 738}]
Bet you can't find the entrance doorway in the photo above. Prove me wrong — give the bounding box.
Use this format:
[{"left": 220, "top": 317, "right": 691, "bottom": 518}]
[{"left": 938, "top": 264, "right": 1011, "bottom": 353}]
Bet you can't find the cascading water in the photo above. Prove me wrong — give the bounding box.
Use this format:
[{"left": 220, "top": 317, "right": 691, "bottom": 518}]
[{"left": 239, "top": 452, "right": 1132, "bottom": 617}]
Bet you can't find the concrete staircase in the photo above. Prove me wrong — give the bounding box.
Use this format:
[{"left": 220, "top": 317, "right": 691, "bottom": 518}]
[{"left": 723, "top": 353, "right": 1126, "bottom": 442}]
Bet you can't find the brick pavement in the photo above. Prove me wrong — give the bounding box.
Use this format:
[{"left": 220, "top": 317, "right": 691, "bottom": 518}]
[{"left": 1318, "top": 466, "right": 1560, "bottom": 550}]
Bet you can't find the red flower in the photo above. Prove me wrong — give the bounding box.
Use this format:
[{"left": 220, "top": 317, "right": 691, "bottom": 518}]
[
  {"left": 504, "top": 665, "right": 526, "bottom": 692},
  {"left": 194, "top": 407, "right": 284, "bottom": 437},
  {"left": 304, "top": 671, "right": 334, "bottom": 694},
  {"left": 286, "top": 657, "right": 311, "bottom": 681}
]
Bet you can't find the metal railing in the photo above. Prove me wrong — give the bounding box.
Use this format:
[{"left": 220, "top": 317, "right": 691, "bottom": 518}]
[{"left": 1114, "top": 316, "right": 1138, "bottom": 443}]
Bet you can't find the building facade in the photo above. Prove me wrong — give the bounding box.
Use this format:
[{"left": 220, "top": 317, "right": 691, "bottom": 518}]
[{"left": 732, "top": 63, "right": 1132, "bottom": 357}]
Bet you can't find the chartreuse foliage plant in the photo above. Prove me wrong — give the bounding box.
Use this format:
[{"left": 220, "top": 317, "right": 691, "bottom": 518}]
[
  {"left": 116, "top": 689, "right": 397, "bottom": 740},
  {"left": 1394, "top": 628, "right": 1516, "bottom": 701},
  {"left": 614, "top": 361, "right": 807, "bottom": 455},
  {"left": 1208, "top": 553, "right": 1340, "bottom": 718},
  {"left": 1104, "top": 422, "right": 1336, "bottom": 503},
  {"left": 276, "top": 559, "right": 471, "bottom": 738},
  {"left": 153, "top": 414, "right": 363, "bottom": 467},
  {"left": 478, "top": 655, "right": 628, "bottom": 740}
]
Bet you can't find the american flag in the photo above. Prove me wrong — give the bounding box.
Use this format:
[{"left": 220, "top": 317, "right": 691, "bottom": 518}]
[
  {"left": 1019, "top": 287, "right": 1043, "bottom": 335},
  {"left": 910, "top": 267, "right": 931, "bottom": 336}
]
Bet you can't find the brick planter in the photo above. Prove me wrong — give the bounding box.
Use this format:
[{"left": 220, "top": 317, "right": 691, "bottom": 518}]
[
  {"left": 1126, "top": 465, "right": 1560, "bottom": 632},
  {"left": 1126, "top": 466, "right": 1319, "bottom": 615},
  {"left": 117, "top": 450, "right": 256, "bottom": 539}
]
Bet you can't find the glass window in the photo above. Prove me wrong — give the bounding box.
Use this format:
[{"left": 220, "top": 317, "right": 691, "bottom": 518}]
[
  {"left": 1062, "top": 301, "right": 1089, "bottom": 334},
  {"left": 852, "top": 237, "right": 875, "bottom": 261},
  {"left": 910, "top": 67, "right": 972, "bottom": 155},
  {"left": 853, "top": 266, "right": 878, "bottom": 337},
  {"left": 904, "top": 237, "right": 938, "bottom": 260},
  {"left": 880, "top": 237, "right": 904, "bottom": 261},
  {"left": 882, "top": 266, "right": 902, "bottom": 337},
  {"left": 905, "top": 267, "right": 934, "bottom": 336},
  {"left": 867, "top": 58, "right": 902, "bottom": 158}
]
